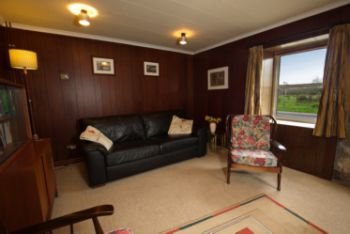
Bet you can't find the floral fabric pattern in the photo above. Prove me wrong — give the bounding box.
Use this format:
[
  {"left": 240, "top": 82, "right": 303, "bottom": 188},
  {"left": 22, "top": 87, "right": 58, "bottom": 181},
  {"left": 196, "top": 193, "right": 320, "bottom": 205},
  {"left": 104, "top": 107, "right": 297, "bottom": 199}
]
[
  {"left": 231, "top": 115, "right": 270, "bottom": 150},
  {"left": 231, "top": 149, "right": 277, "bottom": 167}
]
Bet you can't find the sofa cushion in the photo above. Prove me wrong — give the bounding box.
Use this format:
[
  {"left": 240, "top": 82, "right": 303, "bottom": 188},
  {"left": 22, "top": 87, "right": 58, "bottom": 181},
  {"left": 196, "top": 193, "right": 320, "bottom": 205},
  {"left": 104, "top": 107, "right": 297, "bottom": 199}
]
[
  {"left": 141, "top": 112, "right": 172, "bottom": 138},
  {"left": 141, "top": 111, "right": 183, "bottom": 138},
  {"left": 82, "top": 115, "right": 145, "bottom": 143},
  {"left": 106, "top": 141, "right": 159, "bottom": 166},
  {"left": 150, "top": 136, "right": 198, "bottom": 153},
  {"left": 168, "top": 115, "right": 193, "bottom": 135},
  {"left": 79, "top": 125, "right": 113, "bottom": 151}
]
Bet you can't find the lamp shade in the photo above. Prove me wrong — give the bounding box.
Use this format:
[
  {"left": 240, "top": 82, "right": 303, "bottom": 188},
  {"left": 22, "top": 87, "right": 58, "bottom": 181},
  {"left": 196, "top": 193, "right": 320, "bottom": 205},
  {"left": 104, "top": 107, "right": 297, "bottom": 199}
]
[{"left": 9, "top": 49, "right": 38, "bottom": 70}]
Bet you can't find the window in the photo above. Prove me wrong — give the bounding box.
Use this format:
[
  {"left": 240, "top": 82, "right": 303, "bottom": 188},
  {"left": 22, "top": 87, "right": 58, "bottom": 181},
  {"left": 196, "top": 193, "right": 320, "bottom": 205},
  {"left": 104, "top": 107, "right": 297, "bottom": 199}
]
[{"left": 262, "top": 35, "right": 328, "bottom": 124}]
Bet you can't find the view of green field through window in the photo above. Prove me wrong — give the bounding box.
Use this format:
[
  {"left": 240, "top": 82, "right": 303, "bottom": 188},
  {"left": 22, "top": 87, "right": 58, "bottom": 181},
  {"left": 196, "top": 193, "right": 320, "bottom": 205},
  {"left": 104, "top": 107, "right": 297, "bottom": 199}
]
[{"left": 278, "top": 48, "right": 327, "bottom": 114}]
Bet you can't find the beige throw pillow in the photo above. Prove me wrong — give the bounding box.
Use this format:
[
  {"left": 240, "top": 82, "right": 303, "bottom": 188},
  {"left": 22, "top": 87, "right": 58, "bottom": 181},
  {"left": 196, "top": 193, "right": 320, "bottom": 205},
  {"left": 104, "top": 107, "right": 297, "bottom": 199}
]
[
  {"left": 168, "top": 115, "right": 193, "bottom": 135},
  {"left": 80, "top": 125, "right": 113, "bottom": 151}
]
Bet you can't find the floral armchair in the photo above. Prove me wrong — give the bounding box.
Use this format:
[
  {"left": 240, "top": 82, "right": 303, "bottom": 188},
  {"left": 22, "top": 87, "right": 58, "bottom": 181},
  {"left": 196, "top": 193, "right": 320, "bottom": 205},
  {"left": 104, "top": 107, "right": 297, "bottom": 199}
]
[{"left": 225, "top": 115, "right": 286, "bottom": 190}]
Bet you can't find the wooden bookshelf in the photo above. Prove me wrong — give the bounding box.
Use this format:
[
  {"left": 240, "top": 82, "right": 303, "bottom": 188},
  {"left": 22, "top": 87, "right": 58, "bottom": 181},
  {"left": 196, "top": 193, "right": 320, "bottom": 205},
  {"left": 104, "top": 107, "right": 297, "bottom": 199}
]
[
  {"left": 0, "top": 79, "right": 56, "bottom": 231},
  {"left": 0, "top": 79, "right": 31, "bottom": 164}
]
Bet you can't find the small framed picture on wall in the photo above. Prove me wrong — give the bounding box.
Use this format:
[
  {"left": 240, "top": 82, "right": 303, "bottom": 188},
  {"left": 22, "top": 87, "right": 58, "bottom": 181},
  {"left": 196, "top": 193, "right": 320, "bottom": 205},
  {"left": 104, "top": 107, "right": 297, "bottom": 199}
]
[
  {"left": 144, "top": 62, "right": 159, "bottom": 76},
  {"left": 92, "top": 57, "right": 115, "bottom": 75},
  {"left": 207, "top": 66, "right": 229, "bottom": 90}
]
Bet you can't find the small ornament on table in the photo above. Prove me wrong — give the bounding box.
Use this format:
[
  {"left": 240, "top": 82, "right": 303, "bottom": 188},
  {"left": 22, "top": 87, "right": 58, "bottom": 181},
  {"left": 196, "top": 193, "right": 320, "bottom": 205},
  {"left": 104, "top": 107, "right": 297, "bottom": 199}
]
[{"left": 205, "top": 115, "right": 222, "bottom": 135}]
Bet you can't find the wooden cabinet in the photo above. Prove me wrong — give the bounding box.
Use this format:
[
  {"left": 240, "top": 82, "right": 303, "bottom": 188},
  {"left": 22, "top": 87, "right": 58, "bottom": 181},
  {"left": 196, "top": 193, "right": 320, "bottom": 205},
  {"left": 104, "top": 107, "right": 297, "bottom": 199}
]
[{"left": 0, "top": 138, "right": 56, "bottom": 232}]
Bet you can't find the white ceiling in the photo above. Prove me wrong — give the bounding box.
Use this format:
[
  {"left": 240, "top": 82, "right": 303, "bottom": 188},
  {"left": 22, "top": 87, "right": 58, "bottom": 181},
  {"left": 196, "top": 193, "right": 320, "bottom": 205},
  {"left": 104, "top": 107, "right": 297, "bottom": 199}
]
[{"left": 0, "top": 0, "right": 349, "bottom": 54}]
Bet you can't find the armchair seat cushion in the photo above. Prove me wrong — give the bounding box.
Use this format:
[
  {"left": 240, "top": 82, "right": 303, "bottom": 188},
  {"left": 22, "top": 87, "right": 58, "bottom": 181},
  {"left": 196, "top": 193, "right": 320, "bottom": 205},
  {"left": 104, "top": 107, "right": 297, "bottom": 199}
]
[
  {"left": 230, "top": 149, "right": 277, "bottom": 167},
  {"left": 150, "top": 136, "right": 198, "bottom": 153},
  {"left": 106, "top": 141, "right": 159, "bottom": 166}
]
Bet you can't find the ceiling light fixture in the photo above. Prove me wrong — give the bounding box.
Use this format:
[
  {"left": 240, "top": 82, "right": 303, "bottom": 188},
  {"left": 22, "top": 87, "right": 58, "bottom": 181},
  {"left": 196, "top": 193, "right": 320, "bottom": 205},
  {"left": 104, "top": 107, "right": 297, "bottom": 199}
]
[
  {"left": 67, "top": 3, "right": 98, "bottom": 27},
  {"left": 78, "top": 9, "right": 90, "bottom": 27},
  {"left": 178, "top": 32, "right": 188, "bottom": 45}
]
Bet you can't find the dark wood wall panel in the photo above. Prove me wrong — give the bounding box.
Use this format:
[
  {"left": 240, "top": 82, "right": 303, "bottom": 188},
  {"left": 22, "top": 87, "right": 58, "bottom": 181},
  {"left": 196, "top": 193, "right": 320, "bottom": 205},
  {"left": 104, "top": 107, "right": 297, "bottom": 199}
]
[
  {"left": 0, "top": 4, "right": 349, "bottom": 178},
  {"left": 193, "top": 4, "right": 350, "bottom": 179},
  {"left": 0, "top": 27, "right": 191, "bottom": 163},
  {"left": 276, "top": 125, "right": 337, "bottom": 179}
]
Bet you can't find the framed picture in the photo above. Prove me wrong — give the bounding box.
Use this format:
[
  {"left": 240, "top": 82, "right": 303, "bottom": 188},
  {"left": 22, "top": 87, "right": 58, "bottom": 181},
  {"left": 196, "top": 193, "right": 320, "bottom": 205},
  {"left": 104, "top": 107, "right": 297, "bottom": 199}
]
[
  {"left": 92, "top": 57, "right": 115, "bottom": 75},
  {"left": 208, "top": 66, "right": 229, "bottom": 90},
  {"left": 144, "top": 62, "right": 159, "bottom": 76}
]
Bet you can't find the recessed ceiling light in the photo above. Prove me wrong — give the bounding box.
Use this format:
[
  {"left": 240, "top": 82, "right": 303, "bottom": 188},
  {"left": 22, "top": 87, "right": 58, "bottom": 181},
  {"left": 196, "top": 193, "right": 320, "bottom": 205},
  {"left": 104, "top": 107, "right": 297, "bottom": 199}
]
[{"left": 67, "top": 3, "right": 98, "bottom": 18}]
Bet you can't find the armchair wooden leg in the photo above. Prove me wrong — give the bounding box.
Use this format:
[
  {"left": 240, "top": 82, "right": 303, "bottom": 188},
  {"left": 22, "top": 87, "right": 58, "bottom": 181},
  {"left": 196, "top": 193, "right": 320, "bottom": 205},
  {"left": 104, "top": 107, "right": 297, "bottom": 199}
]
[
  {"left": 277, "top": 172, "right": 281, "bottom": 191},
  {"left": 227, "top": 155, "right": 231, "bottom": 184},
  {"left": 227, "top": 166, "right": 231, "bottom": 184}
]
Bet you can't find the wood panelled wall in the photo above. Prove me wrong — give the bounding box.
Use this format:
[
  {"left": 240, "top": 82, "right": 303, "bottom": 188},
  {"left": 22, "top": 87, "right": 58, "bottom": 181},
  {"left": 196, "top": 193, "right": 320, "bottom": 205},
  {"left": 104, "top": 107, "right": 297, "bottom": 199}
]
[
  {"left": 193, "top": 4, "right": 350, "bottom": 179},
  {"left": 0, "top": 4, "right": 349, "bottom": 178},
  {"left": 0, "top": 28, "right": 193, "bottom": 164}
]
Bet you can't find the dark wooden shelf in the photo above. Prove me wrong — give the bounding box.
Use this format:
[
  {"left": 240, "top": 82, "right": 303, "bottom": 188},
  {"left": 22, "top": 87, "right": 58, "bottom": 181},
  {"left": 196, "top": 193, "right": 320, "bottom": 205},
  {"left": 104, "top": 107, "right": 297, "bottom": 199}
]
[
  {"left": 0, "top": 78, "right": 23, "bottom": 89},
  {"left": 0, "top": 115, "right": 12, "bottom": 122},
  {"left": 0, "top": 141, "right": 27, "bottom": 165}
]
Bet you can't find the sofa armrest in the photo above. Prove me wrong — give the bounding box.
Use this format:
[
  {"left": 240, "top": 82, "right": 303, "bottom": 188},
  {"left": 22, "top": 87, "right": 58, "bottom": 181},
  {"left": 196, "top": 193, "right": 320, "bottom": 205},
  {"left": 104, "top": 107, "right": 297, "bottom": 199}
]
[
  {"left": 80, "top": 141, "right": 109, "bottom": 186},
  {"left": 192, "top": 125, "right": 208, "bottom": 157},
  {"left": 81, "top": 141, "right": 110, "bottom": 154}
]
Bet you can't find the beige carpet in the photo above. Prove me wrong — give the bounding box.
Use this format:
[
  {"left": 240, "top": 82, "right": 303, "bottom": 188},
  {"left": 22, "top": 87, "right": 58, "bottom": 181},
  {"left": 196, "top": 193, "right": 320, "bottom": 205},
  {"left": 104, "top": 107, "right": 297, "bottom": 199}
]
[{"left": 52, "top": 147, "right": 350, "bottom": 234}]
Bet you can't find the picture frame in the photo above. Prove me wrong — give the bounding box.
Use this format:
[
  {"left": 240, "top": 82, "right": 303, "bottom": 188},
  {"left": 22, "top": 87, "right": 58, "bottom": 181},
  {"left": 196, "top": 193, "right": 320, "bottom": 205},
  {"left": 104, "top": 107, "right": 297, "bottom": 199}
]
[
  {"left": 207, "top": 66, "right": 229, "bottom": 90},
  {"left": 92, "top": 57, "right": 115, "bottom": 75},
  {"left": 144, "top": 62, "right": 159, "bottom": 76}
]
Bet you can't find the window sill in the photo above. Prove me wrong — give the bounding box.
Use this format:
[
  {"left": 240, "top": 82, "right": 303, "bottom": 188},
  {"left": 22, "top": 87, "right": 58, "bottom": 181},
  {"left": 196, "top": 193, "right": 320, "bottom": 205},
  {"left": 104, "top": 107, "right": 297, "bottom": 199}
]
[{"left": 276, "top": 119, "right": 315, "bottom": 129}]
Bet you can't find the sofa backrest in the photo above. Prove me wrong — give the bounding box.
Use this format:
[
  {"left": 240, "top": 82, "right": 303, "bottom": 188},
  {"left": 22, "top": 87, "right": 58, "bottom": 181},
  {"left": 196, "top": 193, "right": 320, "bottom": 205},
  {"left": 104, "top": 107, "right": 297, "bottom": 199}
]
[
  {"left": 80, "top": 110, "right": 185, "bottom": 143},
  {"left": 81, "top": 115, "right": 145, "bottom": 143},
  {"left": 141, "top": 110, "right": 184, "bottom": 138}
]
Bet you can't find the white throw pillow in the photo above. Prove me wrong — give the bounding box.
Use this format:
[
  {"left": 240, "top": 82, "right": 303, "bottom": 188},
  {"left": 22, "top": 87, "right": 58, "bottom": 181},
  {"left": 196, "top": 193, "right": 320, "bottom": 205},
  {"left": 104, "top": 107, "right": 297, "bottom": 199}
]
[
  {"left": 80, "top": 125, "right": 113, "bottom": 151},
  {"left": 168, "top": 115, "right": 193, "bottom": 135}
]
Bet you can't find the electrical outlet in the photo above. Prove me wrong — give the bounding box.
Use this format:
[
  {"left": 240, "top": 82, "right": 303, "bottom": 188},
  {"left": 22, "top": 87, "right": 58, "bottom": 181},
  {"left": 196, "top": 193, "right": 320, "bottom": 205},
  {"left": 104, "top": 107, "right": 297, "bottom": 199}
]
[
  {"left": 60, "top": 73, "right": 70, "bottom": 80},
  {"left": 66, "top": 144, "right": 76, "bottom": 150}
]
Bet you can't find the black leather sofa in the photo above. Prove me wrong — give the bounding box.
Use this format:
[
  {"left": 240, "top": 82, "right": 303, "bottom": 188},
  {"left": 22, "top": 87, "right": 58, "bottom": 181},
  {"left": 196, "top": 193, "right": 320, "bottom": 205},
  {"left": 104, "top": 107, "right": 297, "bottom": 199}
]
[{"left": 79, "top": 111, "right": 207, "bottom": 186}]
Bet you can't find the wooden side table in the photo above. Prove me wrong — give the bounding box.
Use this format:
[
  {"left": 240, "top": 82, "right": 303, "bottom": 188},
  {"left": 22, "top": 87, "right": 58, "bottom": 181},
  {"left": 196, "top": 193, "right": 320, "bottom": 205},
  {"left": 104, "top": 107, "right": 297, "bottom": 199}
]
[
  {"left": 208, "top": 132, "right": 227, "bottom": 149},
  {"left": 209, "top": 133, "right": 217, "bottom": 145}
]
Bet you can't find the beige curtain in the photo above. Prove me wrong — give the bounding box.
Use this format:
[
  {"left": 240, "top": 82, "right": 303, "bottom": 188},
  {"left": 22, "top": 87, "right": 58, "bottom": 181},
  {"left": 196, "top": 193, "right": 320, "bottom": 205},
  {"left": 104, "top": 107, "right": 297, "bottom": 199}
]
[
  {"left": 244, "top": 45, "right": 263, "bottom": 115},
  {"left": 313, "top": 24, "right": 350, "bottom": 138}
]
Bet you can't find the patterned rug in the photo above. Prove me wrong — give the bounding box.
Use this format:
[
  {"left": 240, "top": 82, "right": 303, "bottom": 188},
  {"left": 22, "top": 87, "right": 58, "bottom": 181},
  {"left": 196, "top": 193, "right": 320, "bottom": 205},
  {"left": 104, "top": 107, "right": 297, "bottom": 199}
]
[{"left": 162, "top": 194, "right": 327, "bottom": 234}]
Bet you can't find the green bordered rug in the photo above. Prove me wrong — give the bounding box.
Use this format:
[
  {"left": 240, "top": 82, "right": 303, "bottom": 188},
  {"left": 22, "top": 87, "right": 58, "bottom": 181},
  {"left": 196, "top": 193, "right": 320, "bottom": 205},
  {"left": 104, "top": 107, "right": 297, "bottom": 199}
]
[{"left": 162, "top": 194, "right": 327, "bottom": 234}]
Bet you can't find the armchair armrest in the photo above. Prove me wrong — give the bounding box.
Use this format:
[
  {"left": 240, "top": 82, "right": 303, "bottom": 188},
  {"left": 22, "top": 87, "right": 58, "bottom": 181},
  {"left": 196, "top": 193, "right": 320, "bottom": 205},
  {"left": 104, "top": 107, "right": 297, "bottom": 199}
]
[
  {"left": 271, "top": 140, "right": 287, "bottom": 152},
  {"left": 12, "top": 205, "right": 114, "bottom": 234}
]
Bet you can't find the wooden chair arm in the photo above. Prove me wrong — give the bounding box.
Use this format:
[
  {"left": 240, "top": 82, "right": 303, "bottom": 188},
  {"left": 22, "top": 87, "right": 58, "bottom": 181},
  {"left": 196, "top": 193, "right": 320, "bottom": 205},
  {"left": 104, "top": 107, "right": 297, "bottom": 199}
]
[
  {"left": 271, "top": 140, "right": 286, "bottom": 152},
  {"left": 12, "top": 205, "right": 114, "bottom": 234}
]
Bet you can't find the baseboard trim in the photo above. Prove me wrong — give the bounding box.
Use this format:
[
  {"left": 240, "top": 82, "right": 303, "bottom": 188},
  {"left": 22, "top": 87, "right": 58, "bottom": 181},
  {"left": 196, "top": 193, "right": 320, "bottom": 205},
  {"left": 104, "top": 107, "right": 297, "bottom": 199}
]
[{"left": 54, "top": 157, "right": 83, "bottom": 166}]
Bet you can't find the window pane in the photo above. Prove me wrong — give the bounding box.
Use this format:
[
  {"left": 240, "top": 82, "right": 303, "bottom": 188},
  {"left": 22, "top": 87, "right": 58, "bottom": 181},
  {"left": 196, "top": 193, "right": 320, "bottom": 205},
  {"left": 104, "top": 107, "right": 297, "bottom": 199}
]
[{"left": 277, "top": 48, "right": 326, "bottom": 118}]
